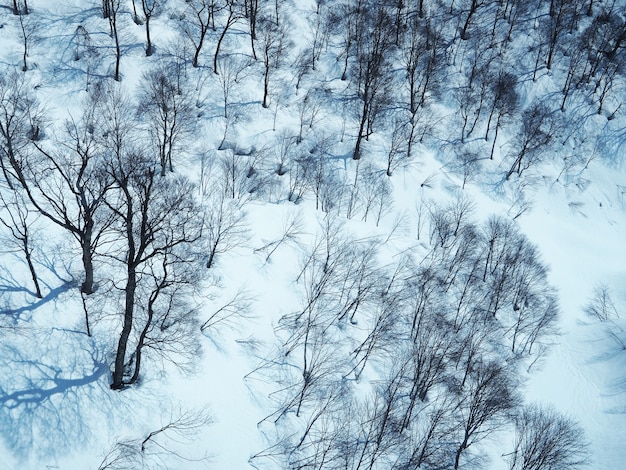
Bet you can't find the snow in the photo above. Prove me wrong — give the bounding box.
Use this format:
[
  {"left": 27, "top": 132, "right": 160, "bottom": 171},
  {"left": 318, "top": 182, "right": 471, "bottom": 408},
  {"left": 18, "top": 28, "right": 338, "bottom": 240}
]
[{"left": 0, "top": 1, "right": 625, "bottom": 469}]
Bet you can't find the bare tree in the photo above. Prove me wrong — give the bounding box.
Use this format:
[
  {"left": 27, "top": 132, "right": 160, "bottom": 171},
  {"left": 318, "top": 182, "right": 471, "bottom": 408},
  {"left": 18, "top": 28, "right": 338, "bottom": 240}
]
[
  {"left": 200, "top": 287, "right": 253, "bottom": 332},
  {"left": 506, "top": 103, "right": 560, "bottom": 180},
  {"left": 15, "top": 0, "right": 37, "bottom": 72},
  {"left": 585, "top": 283, "right": 620, "bottom": 321},
  {"left": 508, "top": 404, "right": 588, "bottom": 470},
  {"left": 296, "top": 88, "right": 324, "bottom": 144},
  {"left": 98, "top": 406, "right": 213, "bottom": 469},
  {"left": 140, "top": 0, "right": 163, "bottom": 56},
  {"left": 254, "top": 210, "right": 304, "bottom": 263},
  {"left": 72, "top": 25, "right": 100, "bottom": 92},
  {"left": 203, "top": 185, "right": 249, "bottom": 269},
  {"left": 216, "top": 55, "right": 248, "bottom": 118},
  {"left": 137, "top": 65, "right": 195, "bottom": 176},
  {"left": 0, "top": 189, "right": 42, "bottom": 298},
  {"left": 21, "top": 88, "right": 115, "bottom": 298},
  {"left": 384, "top": 117, "right": 409, "bottom": 177},
  {"left": 103, "top": 0, "right": 123, "bottom": 81},
  {"left": 127, "top": 236, "right": 203, "bottom": 385},
  {"left": 0, "top": 68, "right": 44, "bottom": 190},
  {"left": 453, "top": 361, "right": 519, "bottom": 469},
  {"left": 183, "top": 0, "right": 219, "bottom": 68},
  {"left": 257, "top": 15, "right": 287, "bottom": 108},
  {"left": 394, "top": 395, "right": 456, "bottom": 469},
  {"left": 217, "top": 149, "right": 260, "bottom": 200},
  {"left": 213, "top": 1, "right": 243, "bottom": 74},
  {"left": 100, "top": 83, "right": 201, "bottom": 390},
  {"left": 460, "top": 0, "right": 489, "bottom": 40},
  {"left": 538, "top": 0, "right": 585, "bottom": 73},
  {"left": 105, "top": 149, "right": 202, "bottom": 389},
  {"left": 351, "top": 6, "right": 396, "bottom": 160},
  {"left": 359, "top": 165, "right": 392, "bottom": 224},
  {"left": 243, "top": 0, "right": 260, "bottom": 59}
]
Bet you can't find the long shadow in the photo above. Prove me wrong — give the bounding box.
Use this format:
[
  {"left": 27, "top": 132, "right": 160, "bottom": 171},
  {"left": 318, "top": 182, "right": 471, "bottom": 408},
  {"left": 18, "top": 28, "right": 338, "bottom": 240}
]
[
  {"left": 583, "top": 321, "right": 626, "bottom": 414},
  {"left": 0, "top": 258, "right": 77, "bottom": 323},
  {"left": 0, "top": 356, "right": 107, "bottom": 410},
  {"left": 0, "top": 279, "right": 76, "bottom": 320},
  {"left": 0, "top": 330, "right": 110, "bottom": 461}
]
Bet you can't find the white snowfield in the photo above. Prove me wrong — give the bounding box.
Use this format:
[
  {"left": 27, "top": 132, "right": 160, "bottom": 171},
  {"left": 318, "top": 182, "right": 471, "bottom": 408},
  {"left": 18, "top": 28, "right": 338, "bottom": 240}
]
[{"left": 0, "top": 1, "right": 624, "bottom": 469}]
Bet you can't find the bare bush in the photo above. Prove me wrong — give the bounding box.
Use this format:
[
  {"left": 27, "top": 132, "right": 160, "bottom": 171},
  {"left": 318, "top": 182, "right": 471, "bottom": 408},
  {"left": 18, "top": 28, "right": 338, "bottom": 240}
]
[{"left": 585, "top": 283, "right": 620, "bottom": 321}]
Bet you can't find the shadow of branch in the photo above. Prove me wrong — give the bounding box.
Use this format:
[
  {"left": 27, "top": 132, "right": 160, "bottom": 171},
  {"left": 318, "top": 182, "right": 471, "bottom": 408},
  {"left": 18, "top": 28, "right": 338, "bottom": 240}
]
[{"left": 0, "top": 330, "right": 108, "bottom": 461}]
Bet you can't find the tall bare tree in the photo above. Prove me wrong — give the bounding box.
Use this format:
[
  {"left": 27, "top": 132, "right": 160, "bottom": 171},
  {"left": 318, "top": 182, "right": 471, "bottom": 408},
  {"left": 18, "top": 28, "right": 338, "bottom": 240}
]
[
  {"left": 106, "top": 152, "right": 202, "bottom": 389},
  {"left": 351, "top": 6, "right": 395, "bottom": 160}
]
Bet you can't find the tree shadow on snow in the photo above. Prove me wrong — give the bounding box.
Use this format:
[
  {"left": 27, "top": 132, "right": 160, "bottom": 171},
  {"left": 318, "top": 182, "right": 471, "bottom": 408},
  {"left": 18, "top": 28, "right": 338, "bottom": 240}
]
[
  {"left": 583, "top": 322, "right": 626, "bottom": 414},
  {"left": 0, "top": 252, "right": 78, "bottom": 324},
  {"left": 0, "top": 328, "right": 110, "bottom": 462}
]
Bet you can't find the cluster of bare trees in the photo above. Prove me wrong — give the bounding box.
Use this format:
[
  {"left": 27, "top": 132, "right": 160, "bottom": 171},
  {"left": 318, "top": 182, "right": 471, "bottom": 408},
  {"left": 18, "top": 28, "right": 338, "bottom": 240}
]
[
  {"left": 0, "top": 65, "right": 258, "bottom": 390},
  {"left": 8, "top": 0, "right": 621, "bottom": 186},
  {"left": 251, "top": 205, "right": 586, "bottom": 469},
  {"left": 1, "top": 0, "right": 619, "bottom": 466}
]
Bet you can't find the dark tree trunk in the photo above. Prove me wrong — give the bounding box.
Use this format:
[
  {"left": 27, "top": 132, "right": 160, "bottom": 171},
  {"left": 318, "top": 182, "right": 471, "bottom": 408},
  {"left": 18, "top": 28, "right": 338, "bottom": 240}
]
[
  {"left": 81, "top": 230, "right": 95, "bottom": 295},
  {"left": 353, "top": 100, "right": 369, "bottom": 160},
  {"left": 262, "top": 66, "right": 270, "bottom": 108},
  {"left": 25, "top": 243, "right": 42, "bottom": 298},
  {"left": 111, "top": 267, "right": 136, "bottom": 389},
  {"left": 145, "top": 15, "right": 153, "bottom": 56},
  {"left": 192, "top": 26, "right": 209, "bottom": 68},
  {"left": 129, "top": 299, "right": 153, "bottom": 384},
  {"left": 111, "top": 198, "right": 136, "bottom": 390}
]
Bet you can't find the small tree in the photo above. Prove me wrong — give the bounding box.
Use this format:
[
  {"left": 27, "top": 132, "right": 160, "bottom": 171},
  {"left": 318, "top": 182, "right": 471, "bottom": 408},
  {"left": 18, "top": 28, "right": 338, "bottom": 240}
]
[
  {"left": 0, "top": 68, "right": 44, "bottom": 189},
  {"left": 98, "top": 406, "right": 213, "bottom": 469},
  {"left": 16, "top": 0, "right": 37, "bottom": 72},
  {"left": 506, "top": 104, "right": 560, "bottom": 180},
  {"left": 182, "top": 0, "right": 218, "bottom": 68},
  {"left": 351, "top": 6, "right": 395, "bottom": 160},
  {"left": 141, "top": 0, "right": 162, "bottom": 56},
  {"left": 258, "top": 16, "right": 287, "bottom": 108},
  {"left": 508, "top": 404, "right": 588, "bottom": 470},
  {"left": 213, "top": 1, "right": 243, "bottom": 74},
  {"left": 203, "top": 187, "right": 249, "bottom": 269},
  {"left": 585, "top": 283, "right": 619, "bottom": 321},
  {"left": 104, "top": 0, "right": 123, "bottom": 81},
  {"left": 453, "top": 361, "right": 519, "bottom": 469},
  {"left": 24, "top": 89, "right": 115, "bottom": 298},
  {"left": 0, "top": 189, "right": 42, "bottom": 298},
  {"left": 137, "top": 65, "right": 195, "bottom": 176}
]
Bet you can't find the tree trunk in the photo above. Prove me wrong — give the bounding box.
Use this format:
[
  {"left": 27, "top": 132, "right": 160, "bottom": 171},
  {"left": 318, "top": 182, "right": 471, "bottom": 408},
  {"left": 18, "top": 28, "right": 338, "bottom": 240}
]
[
  {"left": 207, "top": 241, "right": 218, "bottom": 268},
  {"left": 353, "top": 101, "right": 369, "bottom": 160},
  {"left": 192, "top": 26, "right": 208, "bottom": 68},
  {"left": 24, "top": 244, "right": 42, "bottom": 298},
  {"left": 129, "top": 300, "right": 153, "bottom": 384},
  {"left": 145, "top": 15, "right": 153, "bottom": 56},
  {"left": 111, "top": 267, "right": 136, "bottom": 389},
  {"left": 111, "top": 199, "right": 137, "bottom": 390},
  {"left": 81, "top": 223, "right": 95, "bottom": 294},
  {"left": 19, "top": 14, "right": 28, "bottom": 71},
  {"left": 214, "top": 12, "right": 237, "bottom": 74},
  {"left": 262, "top": 66, "right": 270, "bottom": 108},
  {"left": 454, "top": 434, "right": 469, "bottom": 470}
]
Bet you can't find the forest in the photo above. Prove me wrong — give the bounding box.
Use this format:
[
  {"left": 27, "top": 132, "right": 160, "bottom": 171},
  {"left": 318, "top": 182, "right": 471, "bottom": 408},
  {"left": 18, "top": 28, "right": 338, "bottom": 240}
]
[{"left": 0, "top": 0, "right": 625, "bottom": 469}]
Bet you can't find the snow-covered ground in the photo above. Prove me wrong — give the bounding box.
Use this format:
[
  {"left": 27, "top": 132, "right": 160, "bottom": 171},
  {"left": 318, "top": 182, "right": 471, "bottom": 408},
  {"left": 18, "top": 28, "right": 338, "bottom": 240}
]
[{"left": 0, "top": 1, "right": 625, "bottom": 469}]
